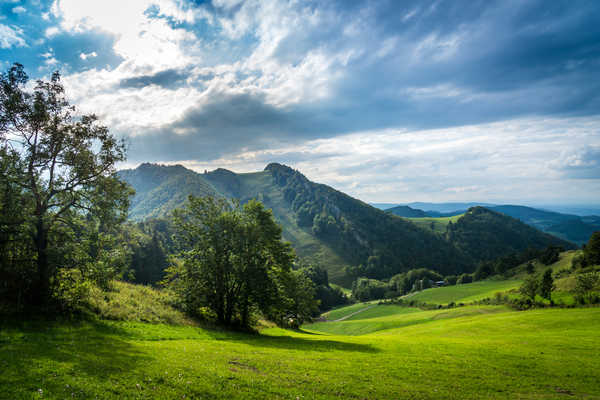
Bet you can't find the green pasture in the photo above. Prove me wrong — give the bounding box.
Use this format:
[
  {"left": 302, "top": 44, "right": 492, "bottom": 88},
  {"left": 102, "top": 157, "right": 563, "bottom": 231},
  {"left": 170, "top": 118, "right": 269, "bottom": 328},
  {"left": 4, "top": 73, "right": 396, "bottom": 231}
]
[
  {"left": 404, "top": 279, "right": 522, "bottom": 305},
  {"left": 406, "top": 214, "right": 464, "bottom": 234},
  {"left": 2, "top": 306, "right": 599, "bottom": 399}
]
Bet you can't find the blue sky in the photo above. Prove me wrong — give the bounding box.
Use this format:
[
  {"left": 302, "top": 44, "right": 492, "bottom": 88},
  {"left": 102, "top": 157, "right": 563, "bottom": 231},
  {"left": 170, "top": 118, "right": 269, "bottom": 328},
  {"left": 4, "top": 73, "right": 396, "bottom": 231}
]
[{"left": 1, "top": 0, "right": 599, "bottom": 205}]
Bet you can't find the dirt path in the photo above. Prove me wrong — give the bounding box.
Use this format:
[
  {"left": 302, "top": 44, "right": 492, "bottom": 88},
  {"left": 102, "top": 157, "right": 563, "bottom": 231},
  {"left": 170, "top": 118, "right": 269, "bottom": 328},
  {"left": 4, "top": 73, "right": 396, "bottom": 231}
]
[{"left": 331, "top": 305, "right": 377, "bottom": 322}]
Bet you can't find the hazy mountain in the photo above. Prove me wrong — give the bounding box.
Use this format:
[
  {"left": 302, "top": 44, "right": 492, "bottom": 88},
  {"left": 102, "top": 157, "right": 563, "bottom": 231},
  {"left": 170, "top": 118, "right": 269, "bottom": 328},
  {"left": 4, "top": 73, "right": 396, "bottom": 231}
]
[
  {"left": 119, "top": 163, "right": 575, "bottom": 284},
  {"left": 370, "top": 203, "right": 401, "bottom": 210},
  {"left": 384, "top": 202, "right": 598, "bottom": 245},
  {"left": 385, "top": 205, "right": 429, "bottom": 218},
  {"left": 488, "top": 205, "right": 599, "bottom": 245},
  {"left": 406, "top": 202, "right": 497, "bottom": 213}
]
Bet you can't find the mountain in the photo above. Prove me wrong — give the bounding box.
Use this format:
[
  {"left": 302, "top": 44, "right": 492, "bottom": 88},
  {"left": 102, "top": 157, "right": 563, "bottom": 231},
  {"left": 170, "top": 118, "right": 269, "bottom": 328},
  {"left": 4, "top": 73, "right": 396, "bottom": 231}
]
[
  {"left": 370, "top": 203, "right": 401, "bottom": 210},
  {"left": 446, "top": 207, "right": 574, "bottom": 261},
  {"left": 117, "top": 163, "right": 221, "bottom": 220},
  {"left": 385, "top": 205, "right": 429, "bottom": 218},
  {"left": 386, "top": 202, "right": 598, "bottom": 245},
  {"left": 406, "top": 202, "right": 497, "bottom": 213},
  {"left": 118, "top": 163, "right": 575, "bottom": 285},
  {"left": 488, "top": 205, "right": 599, "bottom": 245}
]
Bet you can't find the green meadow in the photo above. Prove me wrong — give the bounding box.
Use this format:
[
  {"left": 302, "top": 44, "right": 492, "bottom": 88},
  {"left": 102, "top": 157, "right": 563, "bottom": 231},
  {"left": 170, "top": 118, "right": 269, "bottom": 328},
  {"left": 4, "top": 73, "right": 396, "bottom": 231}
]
[
  {"left": 404, "top": 279, "right": 523, "bottom": 305},
  {"left": 2, "top": 304, "right": 599, "bottom": 399},
  {"left": 406, "top": 214, "right": 464, "bottom": 234}
]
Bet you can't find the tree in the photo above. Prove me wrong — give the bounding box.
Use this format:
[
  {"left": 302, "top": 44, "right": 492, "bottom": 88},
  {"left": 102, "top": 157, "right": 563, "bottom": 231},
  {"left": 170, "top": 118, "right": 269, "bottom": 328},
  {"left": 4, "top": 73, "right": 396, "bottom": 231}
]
[
  {"left": 169, "top": 196, "right": 296, "bottom": 328},
  {"left": 0, "top": 63, "right": 130, "bottom": 305},
  {"left": 539, "top": 268, "right": 554, "bottom": 302},
  {"left": 519, "top": 275, "right": 538, "bottom": 302},
  {"left": 574, "top": 272, "right": 600, "bottom": 304},
  {"left": 457, "top": 273, "right": 472, "bottom": 284},
  {"left": 539, "top": 246, "right": 561, "bottom": 265},
  {"left": 584, "top": 231, "right": 600, "bottom": 266},
  {"left": 526, "top": 261, "right": 535, "bottom": 274}
]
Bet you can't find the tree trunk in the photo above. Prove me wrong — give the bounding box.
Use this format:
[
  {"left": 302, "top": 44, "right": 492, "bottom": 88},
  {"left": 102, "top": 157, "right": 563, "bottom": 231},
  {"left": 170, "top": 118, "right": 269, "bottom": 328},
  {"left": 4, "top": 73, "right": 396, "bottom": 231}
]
[{"left": 34, "top": 218, "right": 49, "bottom": 306}]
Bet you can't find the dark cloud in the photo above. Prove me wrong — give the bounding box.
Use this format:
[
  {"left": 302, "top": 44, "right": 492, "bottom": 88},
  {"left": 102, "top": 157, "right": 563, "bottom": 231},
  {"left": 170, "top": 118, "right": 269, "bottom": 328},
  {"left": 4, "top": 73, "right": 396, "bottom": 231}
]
[{"left": 118, "top": 68, "right": 190, "bottom": 89}]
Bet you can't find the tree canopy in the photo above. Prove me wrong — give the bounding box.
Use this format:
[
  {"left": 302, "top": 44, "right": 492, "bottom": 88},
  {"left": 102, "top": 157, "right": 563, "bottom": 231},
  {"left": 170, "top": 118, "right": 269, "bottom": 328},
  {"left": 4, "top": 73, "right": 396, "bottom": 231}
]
[
  {"left": 167, "top": 196, "right": 316, "bottom": 328},
  {"left": 0, "top": 63, "right": 131, "bottom": 307}
]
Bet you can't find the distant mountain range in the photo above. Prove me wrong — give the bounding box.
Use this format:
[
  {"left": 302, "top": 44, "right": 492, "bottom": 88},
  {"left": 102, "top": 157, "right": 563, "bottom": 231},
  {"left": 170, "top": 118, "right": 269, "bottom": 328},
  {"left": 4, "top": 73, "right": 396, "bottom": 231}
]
[
  {"left": 118, "top": 163, "right": 575, "bottom": 285},
  {"left": 384, "top": 203, "right": 599, "bottom": 245}
]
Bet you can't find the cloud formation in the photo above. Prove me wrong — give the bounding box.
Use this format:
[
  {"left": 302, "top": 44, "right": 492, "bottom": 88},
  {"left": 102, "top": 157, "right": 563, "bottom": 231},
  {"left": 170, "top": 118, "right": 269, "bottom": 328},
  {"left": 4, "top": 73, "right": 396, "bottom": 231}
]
[{"left": 2, "top": 0, "right": 600, "bottom": 203}]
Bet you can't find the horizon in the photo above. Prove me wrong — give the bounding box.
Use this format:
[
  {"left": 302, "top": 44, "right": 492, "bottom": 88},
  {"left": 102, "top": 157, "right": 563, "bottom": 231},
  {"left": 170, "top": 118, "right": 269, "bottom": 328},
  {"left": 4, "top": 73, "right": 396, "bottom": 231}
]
[{"left": 2, "top": 0, "right": 599, "bottom": 205}]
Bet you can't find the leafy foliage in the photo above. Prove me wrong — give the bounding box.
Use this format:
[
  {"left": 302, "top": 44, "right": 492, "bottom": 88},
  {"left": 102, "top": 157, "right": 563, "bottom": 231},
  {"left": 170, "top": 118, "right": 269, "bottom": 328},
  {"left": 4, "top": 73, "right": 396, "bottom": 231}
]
[
  {"left": 166, "top": 196, "right": 315, "bottom": 328},
  {"left": 584, "top": 231, "right": 600, "bottom": 266},
  {"left": 539, "top": 268, "right": 555, "bottom": 301},
  {"left": 0, "top": 63, "right": 131, "bottom": 309}
]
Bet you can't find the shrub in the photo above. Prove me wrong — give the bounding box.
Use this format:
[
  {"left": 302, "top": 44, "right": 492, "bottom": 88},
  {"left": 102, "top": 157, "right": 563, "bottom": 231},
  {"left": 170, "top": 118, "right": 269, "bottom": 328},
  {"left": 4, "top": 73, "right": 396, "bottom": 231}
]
[{"left": 52, "top": 269, "right": 93, "bottom": 314}]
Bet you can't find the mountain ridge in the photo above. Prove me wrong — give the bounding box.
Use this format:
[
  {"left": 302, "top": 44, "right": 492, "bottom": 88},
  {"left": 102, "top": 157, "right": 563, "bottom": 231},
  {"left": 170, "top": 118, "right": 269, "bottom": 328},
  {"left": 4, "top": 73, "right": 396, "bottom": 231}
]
[{"left": 118, "top": 163, "right": 575, "bottom": 285}]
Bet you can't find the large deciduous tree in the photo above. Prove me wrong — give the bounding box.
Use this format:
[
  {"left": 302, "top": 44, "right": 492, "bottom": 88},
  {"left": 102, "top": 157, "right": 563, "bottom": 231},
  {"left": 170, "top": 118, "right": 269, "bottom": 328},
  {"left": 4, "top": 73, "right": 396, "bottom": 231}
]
[
  {"left": 168, "top": 196, "right": 311, "bottom": 328},
  {"left": 0, "top": 63, "right": 130, "bottom": 305}
]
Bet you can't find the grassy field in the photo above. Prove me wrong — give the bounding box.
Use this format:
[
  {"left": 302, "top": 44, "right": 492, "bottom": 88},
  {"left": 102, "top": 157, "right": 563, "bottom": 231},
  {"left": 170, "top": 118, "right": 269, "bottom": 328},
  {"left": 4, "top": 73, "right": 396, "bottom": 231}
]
[
  {"left": 406, "top": 214, "right": 464, "bottom": 234},
  {"left": 321, "top": 302, "right": 375, "bottom": 321},
  {"left": 2, "top": 306, "right": 600, "bottom": 399},
  {"left": 404, "top": 279, "right": 522, "bottom": 305}
]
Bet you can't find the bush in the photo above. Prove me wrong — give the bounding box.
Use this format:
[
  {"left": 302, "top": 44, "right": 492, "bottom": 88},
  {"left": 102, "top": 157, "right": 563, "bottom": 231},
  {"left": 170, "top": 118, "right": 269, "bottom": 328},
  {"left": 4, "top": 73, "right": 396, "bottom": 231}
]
[
  {"left": 52, "top": 269, "right": 93, "bottom": 313},
  {"left": 457, "top": 274, "right": 472, "bottom": 284},
  {"left": 444, "top": 275, "right": 457, "bottom": 285}
]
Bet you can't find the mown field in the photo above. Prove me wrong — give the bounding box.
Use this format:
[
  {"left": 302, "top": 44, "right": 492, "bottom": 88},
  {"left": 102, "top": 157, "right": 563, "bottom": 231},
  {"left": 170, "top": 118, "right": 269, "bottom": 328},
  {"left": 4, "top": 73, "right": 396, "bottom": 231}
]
[
  {"left": 404, "top": 279, "right": 523, "bottom": 305},
  {"left": 2, "top": 305, "right": 600, "bottom": 399}
]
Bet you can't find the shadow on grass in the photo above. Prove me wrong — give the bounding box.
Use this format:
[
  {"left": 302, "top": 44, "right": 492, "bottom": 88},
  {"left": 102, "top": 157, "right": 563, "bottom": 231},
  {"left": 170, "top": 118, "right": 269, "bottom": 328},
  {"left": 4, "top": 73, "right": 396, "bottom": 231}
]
[
  {"left": 203, "top": 329, "right": 379, "bottom": 353},
  {"left": 0, "top": 318, "right": 150, "bottom": 398}
]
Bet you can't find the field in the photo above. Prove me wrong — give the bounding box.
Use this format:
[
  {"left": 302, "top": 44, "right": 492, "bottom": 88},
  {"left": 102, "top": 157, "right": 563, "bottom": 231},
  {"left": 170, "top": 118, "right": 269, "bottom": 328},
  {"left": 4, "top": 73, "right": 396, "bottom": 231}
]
[
  {"left": 406, "top": 214, "right": 464, "bottom": 234},
  {"left": 2, "top": 306, "right": 600, "bottom": 399},
  {"left": 404, "top": 279, "right": 523, "bottom": 305}
]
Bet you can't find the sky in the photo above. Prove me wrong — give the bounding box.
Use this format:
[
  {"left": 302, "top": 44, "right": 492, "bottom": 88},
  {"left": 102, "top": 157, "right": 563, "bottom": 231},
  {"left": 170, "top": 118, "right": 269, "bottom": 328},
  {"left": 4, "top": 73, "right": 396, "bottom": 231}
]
[{"left": 1, "top": 0, "right": 599, "bottom": 205}]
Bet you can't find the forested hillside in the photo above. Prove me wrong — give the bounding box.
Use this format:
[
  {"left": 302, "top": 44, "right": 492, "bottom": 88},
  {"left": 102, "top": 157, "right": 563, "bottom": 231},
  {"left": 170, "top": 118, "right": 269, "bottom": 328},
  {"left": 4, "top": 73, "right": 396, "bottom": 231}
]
[
  {"left": 118, "top": 163, "right": 221, "bottom": 220},
  {"left": 119, "top": 163, "right": 575, "bottom": 285},
  {"left": 393, "top": 203, "right": 599, "bottom": 245},
  {"left": 446, "top": 207, "right": 574, "bottom": 261}
]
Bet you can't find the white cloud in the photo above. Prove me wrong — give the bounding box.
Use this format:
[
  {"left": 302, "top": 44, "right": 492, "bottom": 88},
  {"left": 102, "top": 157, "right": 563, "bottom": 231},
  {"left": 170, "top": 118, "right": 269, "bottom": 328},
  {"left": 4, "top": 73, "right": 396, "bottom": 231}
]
[
  {"left": 45, "top": 26, "right": 60, "bottom": 37},
  {"left": 11, "top": 5, "right": 26, "bottom": 14},
  {"left": 165, "top": 116, "right": 600, "bottom": 205},
  {"left": 79, "top": 51, "right": 97, "bottom": 60},
  {"left": 0, "top": 24, "right": 26, "bottom": 48},
  {"left": 51, "top": 0, "right": 197, "bottom": 69}
]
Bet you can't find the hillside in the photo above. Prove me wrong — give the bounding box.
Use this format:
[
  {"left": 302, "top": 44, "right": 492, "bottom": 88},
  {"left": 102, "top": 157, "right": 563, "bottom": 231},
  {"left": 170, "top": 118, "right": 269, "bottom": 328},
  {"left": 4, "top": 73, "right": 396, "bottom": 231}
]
[
  {"left": 117, "top": 164, "right": 222, "bottom": 220},
  {"left": 446, "top": 207, "right": 574, "bottom": 261},
  {"left": 3, "top": 306, "right": 600, "bottom": 399},
  {"left": 385, "top": 205, "right": 429, "bottom": 218},
  {"left": 395, "top": 203, "right": 599, "bottom": 245},
  {"left": 118, "top": 163, "right": 575, "bottom": 285}
]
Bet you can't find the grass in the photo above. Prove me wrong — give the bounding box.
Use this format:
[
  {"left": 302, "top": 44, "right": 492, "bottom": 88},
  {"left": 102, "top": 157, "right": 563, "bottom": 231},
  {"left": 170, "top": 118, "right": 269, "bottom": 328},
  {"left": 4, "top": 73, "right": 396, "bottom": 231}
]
[
  {"left": 344, "top": 304, "right": 422, "bottom": 321},
  {"left": 86, "top": 281, "right": 195, "bottom": 325},
  {"left": 321, "top": 302, "right": 375, "bottom": 321},
  {"left": 2, "top": 306, "right": 599, "bottom": 399},
  {"left": 404, "top": 279, "right": 522, "bottom": 305},
  {"left": 406, "top": 214, "right": 464, "bottom": 234},
  {"left": 305, "top": 305, "right": 509, "bottom": 335}
]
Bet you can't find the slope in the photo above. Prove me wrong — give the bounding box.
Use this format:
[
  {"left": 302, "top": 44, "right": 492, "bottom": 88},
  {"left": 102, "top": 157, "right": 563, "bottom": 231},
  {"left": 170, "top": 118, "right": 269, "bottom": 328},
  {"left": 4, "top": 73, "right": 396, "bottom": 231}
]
[
  {"left": 117, "top": 163, "right": 222, "bottom": 220},
  {"left": 3, "top": 307, "right": 600, "bottom": 399},
  {"left": 118, "top": 163, "right": 575, "bottom": 286},
  {"left": 446, "top": 207, "right": 575, "bottom": 262},
  {"left": 385, "top": 205, "right": 429, "bottom": 218}
]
